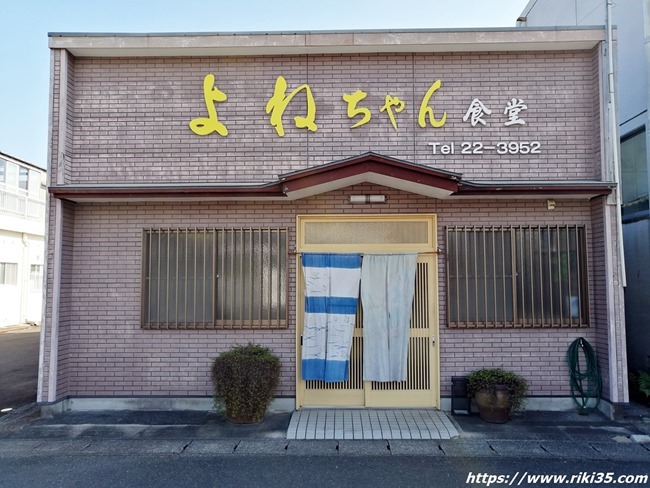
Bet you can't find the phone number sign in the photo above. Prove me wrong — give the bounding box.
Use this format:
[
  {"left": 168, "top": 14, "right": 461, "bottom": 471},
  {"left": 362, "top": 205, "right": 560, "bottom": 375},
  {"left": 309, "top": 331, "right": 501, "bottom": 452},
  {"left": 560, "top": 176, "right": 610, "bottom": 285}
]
[{"left": 428, "top": 141, "right": 542, "bottom": 155}]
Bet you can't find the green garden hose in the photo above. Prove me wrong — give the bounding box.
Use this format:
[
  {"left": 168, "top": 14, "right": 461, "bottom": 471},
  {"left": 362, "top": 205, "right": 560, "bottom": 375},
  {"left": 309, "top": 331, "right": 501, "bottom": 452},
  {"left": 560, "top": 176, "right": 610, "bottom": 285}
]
[{"left": 567, "top": 337, "right": 602, "bottom": 413}]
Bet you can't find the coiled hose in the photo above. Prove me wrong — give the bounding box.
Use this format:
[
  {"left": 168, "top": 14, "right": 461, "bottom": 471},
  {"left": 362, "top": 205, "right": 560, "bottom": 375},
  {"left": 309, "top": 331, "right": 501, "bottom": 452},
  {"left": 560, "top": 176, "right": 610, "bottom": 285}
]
[{"left": 567, "top": 337, "right": 602, "bottom": 413}]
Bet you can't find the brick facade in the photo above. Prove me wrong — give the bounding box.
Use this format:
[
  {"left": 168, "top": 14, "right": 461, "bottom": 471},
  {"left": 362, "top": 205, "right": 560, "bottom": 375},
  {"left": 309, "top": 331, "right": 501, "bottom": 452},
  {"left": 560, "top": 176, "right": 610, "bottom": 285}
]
[
  {"left": 45, "top": 193, "right": 598, "bottom": 400},
  {"left": 60, "top": 50, "right": 600, "bottom": 184},
  {"left": 41, "top": 29, "right": 628, "bottom": 410}
]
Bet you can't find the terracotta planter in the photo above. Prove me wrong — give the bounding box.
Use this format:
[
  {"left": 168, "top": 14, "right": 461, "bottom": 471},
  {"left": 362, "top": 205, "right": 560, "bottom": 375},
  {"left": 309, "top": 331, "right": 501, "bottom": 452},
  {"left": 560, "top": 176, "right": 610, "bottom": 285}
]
[{"left": 474, "top": 385, "right": 512, "bottom": 423}]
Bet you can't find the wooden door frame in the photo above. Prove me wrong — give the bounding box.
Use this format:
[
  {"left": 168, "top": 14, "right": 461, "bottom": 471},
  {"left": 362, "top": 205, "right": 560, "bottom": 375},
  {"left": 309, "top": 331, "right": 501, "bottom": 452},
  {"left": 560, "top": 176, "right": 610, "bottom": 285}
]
[{"left": 295, "top": 214, "right": 440, "bottom": 409}]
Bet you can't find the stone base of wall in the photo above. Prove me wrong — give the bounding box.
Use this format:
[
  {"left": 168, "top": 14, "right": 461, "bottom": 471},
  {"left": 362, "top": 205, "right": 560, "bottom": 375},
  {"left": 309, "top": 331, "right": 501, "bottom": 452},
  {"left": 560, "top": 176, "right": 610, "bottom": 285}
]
[
  {"left": 40, "top": 396, "right": 620, "bottom": 420},
  {"left": 441, "top": 396, "right": 576, "bottom": 414},
  {"left": 441, "top": 396, "right": 620, "bottom": 420},
  {"left": 40, "top": 396, "right": 295, "bottom": 417}
]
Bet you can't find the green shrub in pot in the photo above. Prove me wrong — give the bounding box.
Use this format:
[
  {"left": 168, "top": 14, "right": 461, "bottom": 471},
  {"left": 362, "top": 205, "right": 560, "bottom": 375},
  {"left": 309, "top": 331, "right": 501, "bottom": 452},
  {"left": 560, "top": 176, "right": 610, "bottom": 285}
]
[{"left": 467, "top": 368, "right": 528, "bottom": 423}]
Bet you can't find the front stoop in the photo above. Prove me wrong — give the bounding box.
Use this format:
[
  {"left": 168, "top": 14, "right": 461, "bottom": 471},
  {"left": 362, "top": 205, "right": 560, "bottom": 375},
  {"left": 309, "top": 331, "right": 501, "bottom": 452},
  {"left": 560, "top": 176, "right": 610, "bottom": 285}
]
[{"left": 287, "top": 409, "right": 459, "bottom": 440}]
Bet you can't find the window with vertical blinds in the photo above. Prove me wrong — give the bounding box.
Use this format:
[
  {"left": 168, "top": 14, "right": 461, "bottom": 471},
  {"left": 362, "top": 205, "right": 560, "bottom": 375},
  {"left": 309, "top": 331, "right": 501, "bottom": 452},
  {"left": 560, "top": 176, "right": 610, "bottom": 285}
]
[
  {"left": 142, "top": 228, "right": 287, "bottom": 329},
  {"left": 0, "top": 262, "right": 18, "bottom": 285},
  {"left": 447, "top": 225, "right": 589, "bottom": 328},
  {"left": 30, "top": 264, "right": 43, "bottom": 291}
]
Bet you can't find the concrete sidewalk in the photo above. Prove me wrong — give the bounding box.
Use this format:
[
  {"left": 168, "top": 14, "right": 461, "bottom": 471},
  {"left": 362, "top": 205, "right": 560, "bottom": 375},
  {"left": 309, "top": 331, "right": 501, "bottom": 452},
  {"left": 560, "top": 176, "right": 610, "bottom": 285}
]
[{"left": 1, "top": 403, "right": 650, "bottom": 459}]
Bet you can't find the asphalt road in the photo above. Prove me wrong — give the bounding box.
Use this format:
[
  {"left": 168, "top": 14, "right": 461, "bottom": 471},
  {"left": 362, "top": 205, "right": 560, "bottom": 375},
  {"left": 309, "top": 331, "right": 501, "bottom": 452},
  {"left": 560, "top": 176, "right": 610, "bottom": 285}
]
[
  {"left": 0, "top": 455, "right": 648, "bottom": 488},
  {"left": 0, "top": 327, "right": 39, "bottom": 410}
]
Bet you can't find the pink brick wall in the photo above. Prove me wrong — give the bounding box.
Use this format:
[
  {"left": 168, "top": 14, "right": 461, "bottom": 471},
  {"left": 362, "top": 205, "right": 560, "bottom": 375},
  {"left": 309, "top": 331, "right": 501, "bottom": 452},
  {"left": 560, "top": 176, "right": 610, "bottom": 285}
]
[
  {"left": 48, "top": 50, "right": 61, "bottom": 184},
  {"left": 64, "top": 50, "right": 600, "bottom": 184},
  {"left": 438, "top": 198, "right": 599, "bottom": 398},
  {"left": 50, "top": 187, "right": 603, "bottom": 400},
  {"left": 63, "top": 53, "right": 75, "bottom": 184},
  {"left": 42, "top": 44, "right": 617, "bottom": 404},
  {"left": 41, "top": 199, "right": 76, "bottom": 402}
]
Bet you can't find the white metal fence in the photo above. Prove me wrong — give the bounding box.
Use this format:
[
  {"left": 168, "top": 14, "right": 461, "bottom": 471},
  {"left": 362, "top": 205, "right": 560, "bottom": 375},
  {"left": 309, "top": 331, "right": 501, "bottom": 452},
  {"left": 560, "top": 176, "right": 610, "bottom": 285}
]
[{"left": 0, "top": 184, "right": 45, "bottom": 221}]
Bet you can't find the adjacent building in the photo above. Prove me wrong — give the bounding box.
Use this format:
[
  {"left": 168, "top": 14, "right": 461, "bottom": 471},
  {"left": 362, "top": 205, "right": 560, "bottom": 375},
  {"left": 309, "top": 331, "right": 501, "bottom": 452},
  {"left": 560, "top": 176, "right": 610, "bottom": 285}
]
[
  {"left": 39, "top": 28, "right": 628, "bottom": 416},
  {"left": 0, "top": 151, "right": 46, "bottom": 327}
]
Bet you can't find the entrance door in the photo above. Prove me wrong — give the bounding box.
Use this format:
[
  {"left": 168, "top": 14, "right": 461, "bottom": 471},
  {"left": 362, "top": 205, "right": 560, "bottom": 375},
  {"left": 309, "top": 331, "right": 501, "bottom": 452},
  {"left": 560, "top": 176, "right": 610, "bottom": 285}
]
[{"left": 295, "top": 214, "right": 439, "bottom": 408}]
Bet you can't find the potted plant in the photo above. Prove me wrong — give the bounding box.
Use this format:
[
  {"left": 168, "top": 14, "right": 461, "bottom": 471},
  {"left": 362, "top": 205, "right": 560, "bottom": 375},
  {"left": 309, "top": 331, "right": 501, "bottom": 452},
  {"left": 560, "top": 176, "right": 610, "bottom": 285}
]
[
  {"left": 635, "top": 371, "right": 650, "bottom": 406},
  {"left": 211, "top": 343, "right": 281, "bottom": 423},
  {"left": 467, "top": 368, "right": 528, "bottom": 423}
]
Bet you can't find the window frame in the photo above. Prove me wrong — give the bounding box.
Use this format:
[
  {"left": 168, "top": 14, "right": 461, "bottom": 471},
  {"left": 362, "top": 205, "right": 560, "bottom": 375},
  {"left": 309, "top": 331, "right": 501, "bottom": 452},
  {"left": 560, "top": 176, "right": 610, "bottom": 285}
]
[
  {"left": 620, "top": 127, "right": 648, "bottom": 215},
  {"left": 18, "top": 166, "right": 29, "bottom": 191},
  {"left": 29, "top": 264, "right": 44, "bottom": 292},
  {"left": 0, "top": 262, "right": 18, "bottom": 285},
  {"left": 446, "top": 225, "right": 589, "bottom": 328},
  {"left": 141, "top": 227, "right": 288, "bottom": 330}
]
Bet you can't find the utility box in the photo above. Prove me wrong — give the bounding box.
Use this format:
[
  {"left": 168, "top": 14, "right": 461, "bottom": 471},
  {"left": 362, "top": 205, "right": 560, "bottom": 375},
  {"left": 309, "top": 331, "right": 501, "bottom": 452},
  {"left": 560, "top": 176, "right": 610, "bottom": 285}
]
[{"left": 451, "top": 376, "right": 471, "bottom": 415}]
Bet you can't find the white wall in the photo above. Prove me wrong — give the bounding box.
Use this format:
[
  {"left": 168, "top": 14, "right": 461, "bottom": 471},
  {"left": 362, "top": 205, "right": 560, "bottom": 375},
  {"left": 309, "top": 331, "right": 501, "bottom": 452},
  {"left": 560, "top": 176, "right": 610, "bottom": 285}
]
[
  {"left": 0, "top": 154, "right": 47, "bottom": 327},
  {"left": 0, "top": 230, "right": 44, "bottom": 327},
  {"left": 522, "top": 0, "right": 604, "bottom": 26},
  {"left": 616, "top": 0, "right": 647, "bottom": 135}
]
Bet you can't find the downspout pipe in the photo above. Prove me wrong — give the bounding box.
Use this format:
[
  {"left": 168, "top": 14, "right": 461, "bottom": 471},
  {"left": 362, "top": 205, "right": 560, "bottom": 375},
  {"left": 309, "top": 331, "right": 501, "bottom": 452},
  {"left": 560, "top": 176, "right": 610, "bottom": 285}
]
[
  {"left": 605, "top": 0, "right": 629, "bottom": 407},
  {"left": 606, "top": 0, "right": 627, "bottom": 288}
]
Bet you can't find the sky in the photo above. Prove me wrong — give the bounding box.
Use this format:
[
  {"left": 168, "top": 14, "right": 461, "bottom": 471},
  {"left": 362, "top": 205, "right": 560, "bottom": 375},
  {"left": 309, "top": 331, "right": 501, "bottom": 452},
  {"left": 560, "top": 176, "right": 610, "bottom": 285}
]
[{"left": 0, "top": 0, "right": 530, "bottom": 169}]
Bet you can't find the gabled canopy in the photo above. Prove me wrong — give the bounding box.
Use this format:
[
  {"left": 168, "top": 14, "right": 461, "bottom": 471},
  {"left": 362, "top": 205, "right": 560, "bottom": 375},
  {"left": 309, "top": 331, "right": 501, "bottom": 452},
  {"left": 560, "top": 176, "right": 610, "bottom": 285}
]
[
  {"left": 280, "top": 152, "right": 461, "bottom": 200},
  {"left": 49, "top": 151, "right": 614, "bottom": 202}
]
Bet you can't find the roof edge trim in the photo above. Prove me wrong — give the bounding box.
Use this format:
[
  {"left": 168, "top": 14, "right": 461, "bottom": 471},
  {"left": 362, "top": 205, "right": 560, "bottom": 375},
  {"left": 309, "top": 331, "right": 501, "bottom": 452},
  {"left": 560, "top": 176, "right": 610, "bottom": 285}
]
[
  {"left": 48, "top": 28, "right": 606, "bottom": 57},
  {"left": 48, "top": 152, "right": 615, "bottom": 203}
]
